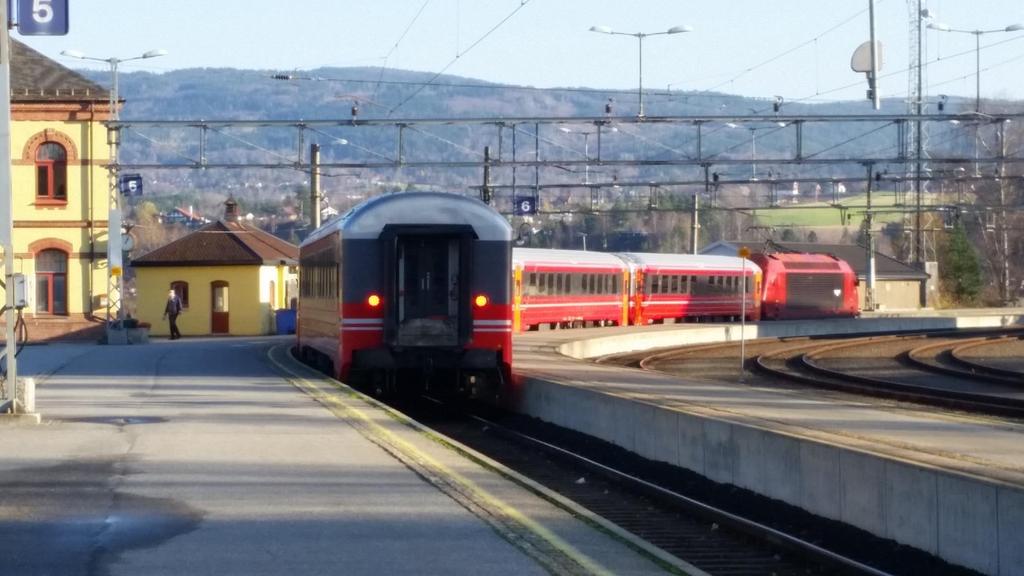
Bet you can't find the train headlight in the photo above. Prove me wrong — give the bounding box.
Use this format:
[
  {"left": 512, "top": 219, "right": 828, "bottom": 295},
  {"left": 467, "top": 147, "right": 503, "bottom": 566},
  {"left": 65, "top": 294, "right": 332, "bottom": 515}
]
[
  {"left": 474, "top": 294, "right": 489, "bottom": 308},
  {"left": 367, "top": 294, "right": 382, "bottom": 307}
]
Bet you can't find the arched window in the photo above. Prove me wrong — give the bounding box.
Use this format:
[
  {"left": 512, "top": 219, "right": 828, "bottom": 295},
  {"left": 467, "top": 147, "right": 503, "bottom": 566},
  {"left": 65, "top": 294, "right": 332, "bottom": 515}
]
[
  {"left": 170, "top": 281, "right": 190, "bottom": 308},
  {"left": 35, "top": 249, "right": 68, "bottom": 315},
  {"left": 36, "top": 142, "right": 67, "bottom": 201}
]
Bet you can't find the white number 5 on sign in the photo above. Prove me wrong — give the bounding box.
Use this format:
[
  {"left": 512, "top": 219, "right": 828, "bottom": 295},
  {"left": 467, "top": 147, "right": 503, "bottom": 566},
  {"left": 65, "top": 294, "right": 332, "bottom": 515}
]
[{"left": 32, "top": 0, "right": 53, "bottom": 23}]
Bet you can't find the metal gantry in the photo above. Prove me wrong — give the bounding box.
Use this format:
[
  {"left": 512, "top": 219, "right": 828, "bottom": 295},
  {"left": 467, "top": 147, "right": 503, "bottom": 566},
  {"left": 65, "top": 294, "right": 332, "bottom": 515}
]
[{"left": 110, "top": 111, "right": 1023, "bottom": 303}]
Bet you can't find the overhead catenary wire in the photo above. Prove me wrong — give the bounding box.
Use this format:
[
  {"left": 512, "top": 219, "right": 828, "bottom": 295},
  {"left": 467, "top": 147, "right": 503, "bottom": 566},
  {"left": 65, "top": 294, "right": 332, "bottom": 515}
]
[
  {"left": 696, "top": 4, "right": 875, "bottom": 94},
  {"left": 372, "top": 0, "right": 434, "bottom": 101},
  {"left": 388, "top": 0, "right": 535, "bottom": 116}
]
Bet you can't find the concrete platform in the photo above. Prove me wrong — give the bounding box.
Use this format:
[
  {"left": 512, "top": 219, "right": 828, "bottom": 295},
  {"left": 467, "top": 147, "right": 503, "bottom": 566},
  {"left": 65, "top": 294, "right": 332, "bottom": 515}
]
[
  {"left": 1, "top": 338, "right": 685, "bottom": 576},
  {"left": 512, "top": 311, "right": 1024, "bottom": 576}
]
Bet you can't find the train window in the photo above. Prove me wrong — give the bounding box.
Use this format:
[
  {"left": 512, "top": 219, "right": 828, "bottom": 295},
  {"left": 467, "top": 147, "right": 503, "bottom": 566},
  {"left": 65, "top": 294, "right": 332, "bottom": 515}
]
[
  {"left": 670, "top": 275, "right": 678, "bottom": 293},
  {"left": 556, "top": 273, "right": 563, "bottom": 295},
  {"left": 587, "top": 274, "right": 594, "bottom": 294},
  {"left": 581, "top": 274, "right": 588, "bottom": 294},
  {"left": 529, "top": 272, "right": 537, "bottom": 289}
]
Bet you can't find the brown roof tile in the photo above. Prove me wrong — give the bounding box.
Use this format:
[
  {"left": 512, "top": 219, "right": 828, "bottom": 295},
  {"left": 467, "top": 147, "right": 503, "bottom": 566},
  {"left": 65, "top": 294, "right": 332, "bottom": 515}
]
[
  {"left": 133, "top": 221, "right": 297, "bottom": 267},
  {"left": 10, "top": 39, "right": 109, "bottom": 102}
]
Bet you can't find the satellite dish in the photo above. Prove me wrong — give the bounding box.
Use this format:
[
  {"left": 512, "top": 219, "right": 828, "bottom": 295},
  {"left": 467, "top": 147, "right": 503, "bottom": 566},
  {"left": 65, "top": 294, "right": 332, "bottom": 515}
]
[{"left": 851, "top": 41, "right": 884, "bottom": 73}]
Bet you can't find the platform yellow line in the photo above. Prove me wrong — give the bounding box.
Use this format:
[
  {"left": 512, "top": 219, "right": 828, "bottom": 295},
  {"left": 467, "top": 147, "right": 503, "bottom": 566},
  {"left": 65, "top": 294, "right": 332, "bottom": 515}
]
[{"left": 267, "top": 344, "right": 621, "bottom": 576}]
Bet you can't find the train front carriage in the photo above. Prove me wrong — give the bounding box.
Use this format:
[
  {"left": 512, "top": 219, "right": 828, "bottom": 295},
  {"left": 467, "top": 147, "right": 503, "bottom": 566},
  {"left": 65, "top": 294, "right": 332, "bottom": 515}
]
[{"left": 298, "top": 192, "right": 512, "bottom": 397}]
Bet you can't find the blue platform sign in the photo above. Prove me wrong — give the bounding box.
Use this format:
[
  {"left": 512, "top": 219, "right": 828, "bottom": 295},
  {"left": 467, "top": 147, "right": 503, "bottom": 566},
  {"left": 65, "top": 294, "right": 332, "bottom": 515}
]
[
  {"left": 514, "top": 195, "right": 537, "bottom": 216},
  {"left": 118, "top": 174, "right": 143, "bottom": 197},
  {"left": 17, "top": 0, "right": 68, "bottom": 35}
]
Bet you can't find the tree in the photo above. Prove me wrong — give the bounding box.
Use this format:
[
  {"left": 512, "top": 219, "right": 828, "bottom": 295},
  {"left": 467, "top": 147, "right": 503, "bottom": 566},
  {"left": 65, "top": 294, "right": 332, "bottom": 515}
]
[{"left": 940, "top": 223, "right": 983, "bottom": 306}]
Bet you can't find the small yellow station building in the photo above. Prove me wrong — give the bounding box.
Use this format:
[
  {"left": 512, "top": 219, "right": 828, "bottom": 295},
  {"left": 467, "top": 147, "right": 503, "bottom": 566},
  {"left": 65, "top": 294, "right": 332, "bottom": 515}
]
[{"left": 132, "top": 199, "right": 298, "bottom": 337}]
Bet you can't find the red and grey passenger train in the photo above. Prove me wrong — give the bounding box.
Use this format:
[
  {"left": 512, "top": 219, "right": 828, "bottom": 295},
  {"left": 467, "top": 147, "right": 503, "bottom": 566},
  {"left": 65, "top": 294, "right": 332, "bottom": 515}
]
[
  {"left": 296, "top": 191, "right": 859, "bottom": 393},
  {"left": 297, "top": 192, "right": 512, "bottom": 396}
]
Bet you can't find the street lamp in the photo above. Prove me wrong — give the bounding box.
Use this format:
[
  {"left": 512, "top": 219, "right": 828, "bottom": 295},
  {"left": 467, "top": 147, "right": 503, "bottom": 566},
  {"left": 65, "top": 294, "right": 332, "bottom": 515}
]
[
  {"left": 558, "top": 126, "right": 593, "bottom": 184},
  {"left": 926, "top": 21, "right": 1023, "bottom": 112},
  {"left": 589, "top": 24, "right": 693, "bottom": 117},
  {"left": 60, "top": 48, "right": 167, "bottom": 328},
  {"left": 726, "top": 122, "right": 786, "bottom": 179}
]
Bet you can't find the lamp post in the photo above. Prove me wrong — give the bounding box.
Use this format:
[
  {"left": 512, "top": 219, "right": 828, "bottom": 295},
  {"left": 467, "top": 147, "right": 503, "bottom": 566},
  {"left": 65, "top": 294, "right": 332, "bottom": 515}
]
[
  {"left": 61, "top": 48, "right": 167, "bottom": 329},
  {"left": 926, "top": 22, "right": 1024, "bottom": 112},
  {"left": 726, "top": 122, "right": 787, "bottom": 179},
  {"left": 558, "top": 126, "right": 594, "bottom": 184},
  {"left": 589, "top": 24, "right": 693, "bottom": 117}
]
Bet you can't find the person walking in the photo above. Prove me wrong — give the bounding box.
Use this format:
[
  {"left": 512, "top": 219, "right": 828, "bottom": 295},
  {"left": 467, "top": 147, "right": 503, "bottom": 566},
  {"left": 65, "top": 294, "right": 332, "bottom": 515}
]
[{"left": 163, "top": 289, "right": 183, "bottom": 340}]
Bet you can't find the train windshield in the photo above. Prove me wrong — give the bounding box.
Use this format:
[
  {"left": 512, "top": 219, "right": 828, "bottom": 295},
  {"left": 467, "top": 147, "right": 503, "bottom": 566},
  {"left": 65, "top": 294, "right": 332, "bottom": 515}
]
[{"left": 396, "top": 236, "right": 461, "bottom": 346}]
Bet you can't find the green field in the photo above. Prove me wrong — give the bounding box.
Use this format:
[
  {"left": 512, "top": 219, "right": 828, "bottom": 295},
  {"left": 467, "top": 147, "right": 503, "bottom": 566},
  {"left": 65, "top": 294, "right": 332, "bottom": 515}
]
[{"left": 751, "top": 193, "right": 909, "bottom": 227}]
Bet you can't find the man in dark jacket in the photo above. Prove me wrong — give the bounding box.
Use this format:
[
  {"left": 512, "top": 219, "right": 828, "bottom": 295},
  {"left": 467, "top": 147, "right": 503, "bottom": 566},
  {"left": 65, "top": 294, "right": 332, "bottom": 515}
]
[{"left": 163, "top": 289, "right": 183, "bottom": 340}]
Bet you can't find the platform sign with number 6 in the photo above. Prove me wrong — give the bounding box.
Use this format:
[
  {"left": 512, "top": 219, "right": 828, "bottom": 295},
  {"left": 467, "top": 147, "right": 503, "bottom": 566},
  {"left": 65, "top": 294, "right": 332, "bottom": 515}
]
[
  {"left": 17, "top": 0, "right": 68, "bottom": 35},
  {"left": 514, "top": 196, "right": 536, "bottom": 216}
]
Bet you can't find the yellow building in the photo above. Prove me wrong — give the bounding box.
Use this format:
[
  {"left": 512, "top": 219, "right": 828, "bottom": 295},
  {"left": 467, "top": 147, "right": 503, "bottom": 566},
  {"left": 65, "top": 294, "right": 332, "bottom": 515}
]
[
  {"left": 132, "top": 199, "right": 298, "bottom": 337},
  {"left": 2, "top": 41, "right": 113, "bottom": 340}
]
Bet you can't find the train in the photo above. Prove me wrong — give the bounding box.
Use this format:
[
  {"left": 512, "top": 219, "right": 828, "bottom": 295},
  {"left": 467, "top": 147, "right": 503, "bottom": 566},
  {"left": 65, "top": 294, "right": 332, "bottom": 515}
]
[
  {"left": 297, "top": 192, "right": 513, "bottom": 397},
  {"left": 296, "top": 191, "right": 859, "bottom": 395},
  {"left": 750, "top": 252, "right": 859, "bottom": 320},
  {"left": 512, "top": 248, "right": 762, "bottom": 331}
]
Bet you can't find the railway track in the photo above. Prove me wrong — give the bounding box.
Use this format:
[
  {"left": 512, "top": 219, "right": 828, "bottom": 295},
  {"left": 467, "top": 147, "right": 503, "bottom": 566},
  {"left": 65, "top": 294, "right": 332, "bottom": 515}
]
[
  {"left": 386, "top": 395, "right": 978, "bottom": 576},
  {"left": 624, "top": 328, "right": 1024, "bottom": 418}
]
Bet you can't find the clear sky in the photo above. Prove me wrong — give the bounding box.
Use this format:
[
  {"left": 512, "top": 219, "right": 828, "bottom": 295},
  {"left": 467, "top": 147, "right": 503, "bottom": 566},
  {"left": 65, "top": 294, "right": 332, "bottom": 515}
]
[{"left": 17, "top": 0, "right": 1024, "bottom": 107}]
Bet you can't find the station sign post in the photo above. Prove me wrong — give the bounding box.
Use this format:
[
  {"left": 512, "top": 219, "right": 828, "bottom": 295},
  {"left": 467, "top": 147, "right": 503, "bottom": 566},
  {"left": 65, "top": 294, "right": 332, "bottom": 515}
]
[{"left": 737, "top": 246, "right": 751, "bottom": 380}]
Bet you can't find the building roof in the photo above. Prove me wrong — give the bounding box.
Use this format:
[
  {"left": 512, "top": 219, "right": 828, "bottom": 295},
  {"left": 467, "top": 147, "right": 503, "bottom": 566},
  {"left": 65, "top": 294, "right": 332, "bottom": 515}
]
[
  {"left": 133, "top": 220, "right": 298, "bottom": 267},
  {"left": 10, "top": 40, "right": 109, "bottom": 102},
  {"left": 702, "top": 240, "right": 929, "bottom": 281}
]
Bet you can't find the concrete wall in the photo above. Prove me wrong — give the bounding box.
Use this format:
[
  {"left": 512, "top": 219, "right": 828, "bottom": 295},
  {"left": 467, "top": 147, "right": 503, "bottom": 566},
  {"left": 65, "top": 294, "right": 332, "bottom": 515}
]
[
  {"left": 523, "top": 314, "right": 1024, "bottom": 575},
  {"left": 557, "top": 314, "right": 1024, "bottom": 360},
  {"left": 518, "top": 376, "right": 1024, "bottom": 576}
]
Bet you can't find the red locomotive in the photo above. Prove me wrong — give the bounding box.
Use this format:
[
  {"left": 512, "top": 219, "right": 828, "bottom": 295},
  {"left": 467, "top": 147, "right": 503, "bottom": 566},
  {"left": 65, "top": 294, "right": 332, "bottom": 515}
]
[
  {"left": 298, "top": 192, "right": 513, "bottom": 397},
  {"left": 750, "top": 252, "right": 859, "bottom": 320}
]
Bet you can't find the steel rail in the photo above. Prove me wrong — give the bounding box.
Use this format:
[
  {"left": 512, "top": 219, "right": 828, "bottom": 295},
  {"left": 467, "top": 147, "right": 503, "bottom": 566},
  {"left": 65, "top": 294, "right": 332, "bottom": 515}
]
[
  {"left": 902, "top": 331, "right": 1024, "bottom": 386},
  {"left": 462, "top": 409, "right": 894, "bottom": 576},
  {"left": 948, "top": 336, "right": 1024, "bottom": 381}
]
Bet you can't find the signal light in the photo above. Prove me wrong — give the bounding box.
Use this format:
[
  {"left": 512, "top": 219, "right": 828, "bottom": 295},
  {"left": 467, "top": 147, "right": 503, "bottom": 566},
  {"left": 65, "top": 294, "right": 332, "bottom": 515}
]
[
  {"left": 474, "top": 294, "right": 489, "bottom": 308},
  {"left": 367, "top": 294, "right": 381, "bottom": 307}
]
